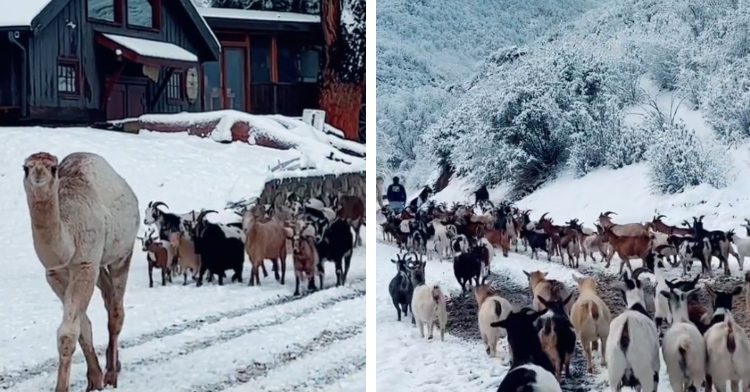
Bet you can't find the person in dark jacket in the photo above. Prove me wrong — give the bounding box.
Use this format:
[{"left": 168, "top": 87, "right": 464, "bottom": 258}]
[
  {"left": 386, "top": 176, "right": 407, "bottom": 213},
  {"left": 475, "top": 185, "right": 489, "bottom": 205}
]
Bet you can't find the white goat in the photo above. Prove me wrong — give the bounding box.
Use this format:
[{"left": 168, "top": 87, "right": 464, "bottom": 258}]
[
  {"left": 474, "top": 284, "right": 513, "bottom": 358},
  {"left": 660, "top": 286, "right": 706, "bottom": 392},
  {"left": 731, "top": 221, "right": 750, "bottom": 270},
  {"left": 649, "top": 230, "right": 677, "bottom": 266},
  {"left": 431, "top": 218, "right": 452, "bottom": 260},
  {"left": 606, "top": 270, "right": 660, "bottom": 392},
  {"left": 411, "top": 283, "right": 448, "bottom": 341},
  {"left": 704, "top": 299, "right": 750, "bottom": 391},
  {"left": 582, "top": 232, "right": 612, "bottom": 263}
]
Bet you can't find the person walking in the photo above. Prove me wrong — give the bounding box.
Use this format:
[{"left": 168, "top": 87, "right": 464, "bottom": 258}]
[{"left": 386, "top": 176, "right": 407, "bottom": 213}]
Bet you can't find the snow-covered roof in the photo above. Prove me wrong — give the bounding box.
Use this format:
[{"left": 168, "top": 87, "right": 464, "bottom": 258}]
[
  {"left": 102, "top": 33, "right": 199, "bottom": 63},
  {"left": 197, "top": 8, "right": 319, "bottom": 24},
  {"left": 0, "top": 0, "right": 50, "bottom": 28}
]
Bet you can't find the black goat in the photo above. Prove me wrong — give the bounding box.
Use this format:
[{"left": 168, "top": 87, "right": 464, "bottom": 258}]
[
  {"left": 492, "top": 308, "right": 560, "bottom": 392},
  {"left": 388, "top": 253, "right": 421, "bottom": 322},
  {"left": 686, "top": 216, "right": 730, "bottom": 275},
  {"left": 190, "top": 210, "right": 245, "bottom": 286},
  {"left": 453, "top": 245, "right": 483, "bottom": 293},
  {"left": 316, "top": 218, "right": 355, "bottom": 287},
  {"left": 521, "top": 226, "right": 552, "bottom": 261},
  {"left": 537, "top": 294, "right": 576, "bottom": 381}
]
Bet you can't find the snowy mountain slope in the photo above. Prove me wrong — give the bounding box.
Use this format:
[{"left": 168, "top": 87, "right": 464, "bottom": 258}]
[
  {"left": 410, "top": 0, "right": 750, "bottom": 198},
  {"left": 0, "top": 127, "right": 365, "bottom": 392},
  {"left": 375, "top": 0, "right": 605, "bottom": 179}
]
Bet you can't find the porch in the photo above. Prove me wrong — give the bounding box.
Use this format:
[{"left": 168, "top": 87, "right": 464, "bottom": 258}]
[{"left": 199, "top": 13, "right": 322, "bottom": 117}]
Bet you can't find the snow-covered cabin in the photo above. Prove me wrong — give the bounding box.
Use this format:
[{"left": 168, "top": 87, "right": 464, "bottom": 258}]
[
  {"left": 196, "top": 7, "right": 322, "bottom": 118},
  {"left": 0, "top": 0, "right": 220, "bottom": 124}
]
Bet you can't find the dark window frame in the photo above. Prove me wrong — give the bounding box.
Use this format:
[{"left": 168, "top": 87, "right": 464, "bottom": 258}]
[
  {"left": 167, "top": 71, "right": 184, "bottom": 104},
  {"left": 126, "top": 0, "right": 161, "bottom": 32},
  {"left": 57, "top": 57, "right": 81, "bottom": 99},
  {"left": 86, "top": 0, "right": 123, "bottom": 26}
]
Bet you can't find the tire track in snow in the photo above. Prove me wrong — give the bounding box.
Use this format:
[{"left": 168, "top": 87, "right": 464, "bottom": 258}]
[
  {"left": 0, "top": 276, "right": 366, "bottom": 389},
  {"left": 191, "top": 328, "right": 364, "bottom": 392}
]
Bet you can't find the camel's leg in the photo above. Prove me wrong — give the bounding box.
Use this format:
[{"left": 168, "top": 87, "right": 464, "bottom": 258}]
[
  {"left": 98, "top": 252, "right": 132, "bottom": 388},
  {"left": 46, "top": 269, "right": 103, "bottom": 392},
  {"left": 55, "top": 262, "right": 98, "bottom": 392}
]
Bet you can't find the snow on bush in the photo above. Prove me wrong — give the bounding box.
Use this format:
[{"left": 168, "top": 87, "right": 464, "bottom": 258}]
[{"left": 645, "top": 123, "right": 731, "bottom": 194}]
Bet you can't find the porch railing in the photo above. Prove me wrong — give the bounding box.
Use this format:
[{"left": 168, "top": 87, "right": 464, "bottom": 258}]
[{"left": 250, "top": 82, "right": 319, "bottom": 116}]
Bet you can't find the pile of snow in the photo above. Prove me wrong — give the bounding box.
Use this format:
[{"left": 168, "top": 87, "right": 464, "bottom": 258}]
[{"left": 0, "top": 126, "right": 365, "bottom": 391}]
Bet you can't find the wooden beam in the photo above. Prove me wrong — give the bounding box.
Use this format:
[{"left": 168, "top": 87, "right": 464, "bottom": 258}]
[
  {"left": 149, "top": 67, "right": 175, "bottom": 111},
  {"left": 100, "top": 61, "right": 126, "bottom": 110}
]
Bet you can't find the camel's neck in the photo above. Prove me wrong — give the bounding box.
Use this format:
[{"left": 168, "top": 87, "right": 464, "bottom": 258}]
[{"left": 27, "top": 190, "right": 65, "bottom": 248}]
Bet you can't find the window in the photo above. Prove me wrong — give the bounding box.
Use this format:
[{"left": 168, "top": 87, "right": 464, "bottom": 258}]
[
  {"left": 224, "top": 48, "right": 247, "bottom": 110},
  {"left": 202, "top": 62, "right": 221, "bottom": 110},
  {"left": 167, "top": 72, "right": 183, "bottom": 104},
  {"left": 128, "top": 0, "right": 158, "bottom": 29},
  {"left": 298, "top": 48, "right": 320, "bottom": 83},
  {"left": 250, "top": 36, "right": 272, "bottom": 84},
  {"left": 57, "top": 59, "right": 79, "bottom": 97},
  {"left": 88, "top": 0, "right": 117, "bottom": 23}
]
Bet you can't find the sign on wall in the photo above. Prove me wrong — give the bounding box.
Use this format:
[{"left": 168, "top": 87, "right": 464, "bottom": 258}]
[{"left": 185, "top": 68, "right": 199, "bottom": 104}]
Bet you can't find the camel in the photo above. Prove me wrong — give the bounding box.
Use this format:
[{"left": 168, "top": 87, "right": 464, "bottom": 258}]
[{"left": 23, "top": 152, "right": 140, "bottom": 392}]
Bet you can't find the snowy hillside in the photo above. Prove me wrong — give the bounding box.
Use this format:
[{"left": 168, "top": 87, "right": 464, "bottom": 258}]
[
  {"left": 395, "top": 0, "right": 750, "bottom": 202},
  {"left": 0, "top": 127, "right": 365, "bottom": 392},
  {"left": 375, "top": 0, "right": 604, "bottom": 179}
]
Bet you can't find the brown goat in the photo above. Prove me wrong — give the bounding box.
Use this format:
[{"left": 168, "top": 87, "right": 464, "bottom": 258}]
[
  {"left": 523, "top": 270, "right": 573, "bottom": 315},
  {"left": 244, "top": 204, "right": 288, "bottom": 286},
  {"left": 138, "top": 231, "right": 171, "bottom": 288},
  {"left": 648, "top": 214, "right": 692, "bottom": 236},
  {"left": 597, "top": 211, "right": 648, "bottom": 236},
  {"left": 168, "top": 230, "right": 202, "bottom": 286},
  {"left": 570, "top": 276, "right": 611, "bottom": 373},
  {"left": 559, "top": 226, "right": 581, "bottom": 268},
  {"left": 536, "top": 213, "right": 563, "bottom": 259},
  {"left": 331, "top": 194, "right": 365, "bottom": 247},
  {"left": 483, "top": 227, "right": 510, "bottom": 257},
  {"left": 290, "top": 222, "right": 321, "bottom": 296},
  {"left": 601, "top": 227, "right": 652, "bottom": 275}
]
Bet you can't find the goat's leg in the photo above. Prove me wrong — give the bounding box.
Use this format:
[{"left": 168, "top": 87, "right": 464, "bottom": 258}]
[
  {"left": 294, "top": 273, "right": 302, "bottom": 296},
  {"left": 148, "top": 264, "right": 154, "bottom": 288},
  {"left": 161, "top": 269, "right": 167, "bottom": 286},
  {"left": 280, "top": 254, "right": 287, "bottom": 285},
  {"left": 98, "top": 251, "right": 132, "bottom": 388},
  {"left": 47, "top": 269, "right": 103, "bottom": 392},
  {"left": 307, "top": 272, "right": 317, "bottom": 291},
  {"left": 334, "top": 257, "right": 343, "bottom": 286},
  {"left": 317, "top": 261, "right": 325, "bottom": 290}
]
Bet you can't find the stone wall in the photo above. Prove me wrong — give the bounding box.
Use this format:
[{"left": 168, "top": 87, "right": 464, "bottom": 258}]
[{"left": 258, "top": 172, "right": 366, "bottom": 206}]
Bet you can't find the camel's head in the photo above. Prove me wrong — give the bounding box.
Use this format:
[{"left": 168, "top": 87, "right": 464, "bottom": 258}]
[{"left": 23, "top": 152, "right": 59, "bottom": 191}]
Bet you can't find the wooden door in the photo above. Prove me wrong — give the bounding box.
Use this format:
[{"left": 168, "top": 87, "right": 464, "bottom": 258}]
[
  {"left": 106, "top": 84, "right": 126, "bottom": 120},
  {"left": 127, "top": 85, "right": 146, "bottom": 118}
]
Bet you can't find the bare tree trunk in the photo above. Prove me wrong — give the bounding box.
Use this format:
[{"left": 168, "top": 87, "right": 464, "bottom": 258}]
[{"left": 319, "top": 0, "right": 364, "bottom": 141}]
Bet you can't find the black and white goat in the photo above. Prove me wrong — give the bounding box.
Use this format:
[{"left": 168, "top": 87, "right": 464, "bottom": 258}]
[
  {"left": 388, "top": 253, "right": 418, "bottom": 322},
  {"left": 606, "top": 269, "right": 660, "bottom": 391},
  {"left": 453, "top": 245, "right": 483, "bottom": 293},
  {"left": 703, "top": 284, "right": 747, "bottom": 392},
  {"left": 189, "top": 209, "right": 245, "bottom": 286},
  {"left": 492, "top": 308, "right": 561, "bottom": 392},
  {"left": 315, "top": 218, "right": 355, "bottom": 287},
  {"left": 659, "top": 285, "right": 706, "bottom": 392}
]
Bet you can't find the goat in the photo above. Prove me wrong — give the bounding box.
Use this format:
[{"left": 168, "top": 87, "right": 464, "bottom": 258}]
[
  {"left": 536, "top": 294, "right": 576, "bottom": 382},
  {"left": 290, "top": 221, "right": 321, "bottom": 296},
  {"left": 520, "top": 224, "right": 553, "bottom": 261},
  {"left": 675, "top": 235, "right": 712, "bottom": 276},
  {"left": 597, "top": 211, "right": 648, "bottom": 236},
  {"left": 524, "top": 270, "right": 573, "bottom": 315},
  {"left": 703, "top": 284, "right": 750, "bottom": 392},
  {"left": 242, "top": 204, "right": 288, "bottom": 286},
  {"left": 410, "top": 229, "right": 428, "bottom": 257},
  {"left": 453, "top": 245, "right": 483, "bottom": 293},
  {"left": 329, "top": 194, "right": 364, "bottom": 247},
  {"left": 143, "top": 200, "right": 190, "bottom": 274},
  {"left": 451, "top": 234, "right": 470, "bottom": 256},
  {"left": 659, "top": 286, "right": 706, "bottom": 392},
  {"left": 475, "top": 283, "right": 513, "bottom": 358},
  {"left": 431, "top": 218, "right": 452, "bottom": 260},
  {"left": 650, "top": 214, "right": 693, "bottom": 237},
  {"left": 600, "top": 226, "right": 652, "bottom": 275},
  {"left": 167, "top": 227, "right": 202, "bottom": 286},
  {"left": 389, "top": 253, "right": 417, "bottom": 322},
  {"left": 190, "top": 210, "right": 245, "bottom": 286},
  {"left": 582, "top": 223, "right": 612, "bottom": 263},
  {"left": 137, "top": 229, "right": 171, "bottom": 288},
  {"left": 729, "top": 221, "right": 750, "bottom": 270},
  {"left": 560, "top": 221, "right": 581, "bottom": 268},
  {"left": 606, "top": 269, "right": 660, "bottom": 392},
  {"left": 687, "top": 216, "right": 732, "bottom": 276},
  {"left": 411, "top": 279, "right": 447, "bottom": 341},
  {"left": 570, "top": 275, "right": 611, "bottom": 374},
  {"left": 315, "top": 218, "right": 355, "bottom": 287},
  {"left": 536, "top": 213, "right": 563, "bottom": 259},
  {"left": 492, "top": 308, "right": 561, "bottom": 392}
]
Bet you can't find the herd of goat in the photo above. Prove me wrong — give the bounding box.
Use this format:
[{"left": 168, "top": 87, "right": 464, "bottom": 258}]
[
  {"left": 381, "top": 201, "right": 750, "bottom": 392},
  {"left": 138, "top": 193, "right": 364, "bottom": 296}
]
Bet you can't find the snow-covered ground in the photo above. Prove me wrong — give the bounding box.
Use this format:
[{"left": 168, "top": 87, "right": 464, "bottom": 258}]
[{"left": 0, "top": 126, "right": 366, "bottom": 392}]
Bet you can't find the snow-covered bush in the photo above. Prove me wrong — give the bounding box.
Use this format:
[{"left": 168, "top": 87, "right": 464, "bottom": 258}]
[
  {"left": 704, "top": 61, "right": 750, "bottom": 142},
  {"left": 645, "top": 123, "right": 730, "bottom": 194}
]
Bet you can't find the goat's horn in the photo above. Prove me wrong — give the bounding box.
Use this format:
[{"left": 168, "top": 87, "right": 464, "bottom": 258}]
[
  {"left": 604, "top": 211, "right": 617, "bottom": 216},
  {"left": 632, "top": 267, "right": 651, "bottom": 280},
  {"left": 655, "top": 214, "right": 666, "bottom": 221},
  {"left": 151, "top": 201, "right": 168, "bottom": 210},
  {"left": 699, "top": 215, "right": 705, "bottom": 222},
  {"left": 540, "top": 212, "right": 549, "bottom": 220},
  {"left": 196, "top": 209, "right": 218, "bottom": 222}
]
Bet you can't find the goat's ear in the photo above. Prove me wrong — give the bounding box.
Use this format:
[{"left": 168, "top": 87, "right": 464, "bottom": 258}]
[
  {"left": 523, "top": 270, "right": 530, "bottom": 278},
  {"left": 572, "top": 275, "right": 581, "bottom": 285},
  {"left": 490, "top": 320, "right": 506, "bottom": 328},
  {"left": 659, "top": 290, "right": 672, "bottom": 300},
  {"left": 562, "top": 293, "right": 574, "bottom": 305},
  {"left": 541, "top": 271, "right": 549, "bottom": 278},
  {"left": 732, "top": 286, "right": 743, "bottom": 296},
  {"left": 536, "top": 295, "right": 550, "bottom": 308}
]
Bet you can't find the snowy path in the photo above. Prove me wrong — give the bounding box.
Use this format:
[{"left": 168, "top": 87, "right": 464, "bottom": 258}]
[{"left": 0, "top": 127, "right": 366, "bottom": 392}]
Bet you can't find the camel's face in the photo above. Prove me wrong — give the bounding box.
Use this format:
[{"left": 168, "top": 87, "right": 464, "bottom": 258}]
[{"left": 23, "top": 152, "right": 59, "bottom": 190}]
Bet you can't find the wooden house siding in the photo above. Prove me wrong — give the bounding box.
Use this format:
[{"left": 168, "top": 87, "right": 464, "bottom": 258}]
[{"left": 26, "top": 0, "right": 209, "bottom": 122}]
